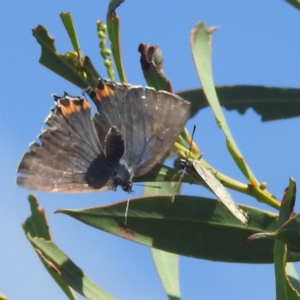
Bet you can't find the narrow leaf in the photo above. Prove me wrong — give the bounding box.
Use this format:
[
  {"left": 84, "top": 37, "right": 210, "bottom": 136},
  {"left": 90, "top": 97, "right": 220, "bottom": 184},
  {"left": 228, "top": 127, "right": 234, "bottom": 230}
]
[
  {"left": 177, "top": 86, "right": 300, "bottom": 122},
  {"left": 28, "top": 235, "right": 115, "bottom": 300},
  {"left": 60, "top": 13, "right": 81, "bottom": 52},
  {"left": 190, "top": 22, "right": 259, "bottom": 184},
  {"left": 250, "top": 180, "right": 300, "bottom": 298},
  {"left": 151, "top": 249, "right": 180, "bottom": 300},
  {"left": 22, "top": 195, "right": 77, "bottom": 300},
  {"left": 274, "top": 179, "right": 300, "bottom": 299},
  {"left": 83, "top": 56, "right": 101, "bottom": 88},
  {"left": 57, "top": 195, "right": 300, "bottom": 263},
  {"left": 106, "top": 2, "right": 126, "bottom": 82},
  {"left": 145, "top": 182, "right": 181, "bottom": 300},
  {"left": 286, "top": 263, "right": 300, "bottom": 299}
]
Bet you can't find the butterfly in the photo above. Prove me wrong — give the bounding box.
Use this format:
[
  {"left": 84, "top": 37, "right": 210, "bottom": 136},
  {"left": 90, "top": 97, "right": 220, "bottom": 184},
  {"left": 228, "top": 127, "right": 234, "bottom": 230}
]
[{"left": 17, "top": 79, "right": 190, "bottom": 193}]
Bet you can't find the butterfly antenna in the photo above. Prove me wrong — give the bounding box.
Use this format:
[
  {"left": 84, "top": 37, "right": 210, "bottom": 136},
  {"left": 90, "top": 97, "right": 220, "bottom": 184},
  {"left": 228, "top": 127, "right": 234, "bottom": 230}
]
[
  {"left": 135, "top": 183, "right": 161, "bottom": 189},
  {"left": 124, "top": 192, "right": 130, "bottom": 225},
  {"left": 185, "top": 124, "right": 196, "bottom": 159},
  {"left": 171, "top": 125, "right": 197, "bottom": 202}
]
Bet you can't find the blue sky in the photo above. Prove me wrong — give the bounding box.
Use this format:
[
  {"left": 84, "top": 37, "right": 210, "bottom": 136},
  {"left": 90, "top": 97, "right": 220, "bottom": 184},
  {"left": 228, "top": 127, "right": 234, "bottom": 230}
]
[{"left": 1, "top": 1, "right": 300, "bottom": 299}]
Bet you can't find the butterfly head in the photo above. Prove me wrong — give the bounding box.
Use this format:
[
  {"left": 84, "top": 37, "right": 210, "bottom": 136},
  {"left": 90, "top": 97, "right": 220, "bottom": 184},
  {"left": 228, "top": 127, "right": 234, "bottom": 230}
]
[{"left": 112, "top": 161, "right": 134, "bottom": 193}]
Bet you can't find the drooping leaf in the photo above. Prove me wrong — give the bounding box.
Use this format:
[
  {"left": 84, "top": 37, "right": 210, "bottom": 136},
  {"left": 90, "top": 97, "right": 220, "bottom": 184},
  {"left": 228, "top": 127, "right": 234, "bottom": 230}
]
[
  {"left": 191, "top": 22, "right": 260, "bottom": 186},
  {"left": 190, "top": 22, "right": 280, "bottom": 212},
  {"left": 177, "top": 86, "right": 300, "bottom": 122}
]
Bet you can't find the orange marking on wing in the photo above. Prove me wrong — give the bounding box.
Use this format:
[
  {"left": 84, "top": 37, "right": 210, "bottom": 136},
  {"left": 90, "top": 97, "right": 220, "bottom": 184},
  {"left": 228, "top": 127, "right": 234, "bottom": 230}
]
[
  {"left": 60, "top": 98, "right": 91, "bottom": 116},
  {"left": 94, "top": 82, "right": 114, "bottom": 102},
  {"left": 81, "top": 98, "right": 92, "bottom": 110}
]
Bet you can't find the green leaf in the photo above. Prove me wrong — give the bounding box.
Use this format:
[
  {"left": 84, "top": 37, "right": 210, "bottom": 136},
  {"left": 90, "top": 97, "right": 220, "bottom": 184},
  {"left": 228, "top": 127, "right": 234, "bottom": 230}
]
[
  {"left": 23, "top": 194, "right": 114, "bottom": 300},
  {"left": 106, "top": 2, "right": 126, "bottom": 83},
  {"left": 271, "top": 214, "right": 300, "bottom": 247},
  {"left": 278, "top": 179, "right": 296, "bottom": 227},
  {"left": 189, "top": 23, "right": 265, "bottom": 196},
  {"left": 60, "top": 12, "right": 81, "bottom": 52},
  {"left": 286, "top": 263, "right": 300, "bottom": 299},
  {"left": 145, "top": 181, "right": 181, "bottom": 300},
  {"left": 191, "top": 22, "right": 259, "bottom": 184},
  {"left": 28, "top": 235, "right": 115, "bottom": 300},
  {"left": 83, "top": 56, "right": 101, "bottom": 88},
  {"left": 138, "top": 43, "right": 173, "bottom": 92},
  {"left": 177, "top": 86, "right": 300, "bottom": 122},
  {"left": 285, "top": 0, "right": 300, "bottom": 11},
  {"left": 226, "top": 138, "right": 252, "bottom": 180},
  {"left": 57, "top": 195, "right": 300, "bottom": 263},
  {"left": 252, "top": 179, "right": 299, "bottom": 247},
  {"left": 274, "top": 179, "right": 300, "bottom": 299},
  {"left": 249, "top": 180, "right": 300, "bottom": 298},
  {"left": 22, "top": 194, "right": 77, "bottom": 300},
  {"left": 151, "top": 249, "right": 180, "bottom": 300},
  {"left": 32, "top": 25, "right": 88, "bottom": 89},
  {"left": 190, "top": 22, "right": 279, "bottom": 211}
]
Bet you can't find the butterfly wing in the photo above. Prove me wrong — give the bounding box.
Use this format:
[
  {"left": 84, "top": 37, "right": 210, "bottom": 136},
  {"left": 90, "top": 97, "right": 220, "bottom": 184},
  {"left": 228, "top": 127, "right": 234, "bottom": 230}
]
[
  {"left": 131, "top": 88, "right": 191, "bottom": 176},
  {"left": 89, "top": 80, "right": 190, "bottom": 177},
  {"left": 17, "top": 95, "right": 116, "bottom": 192}
]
